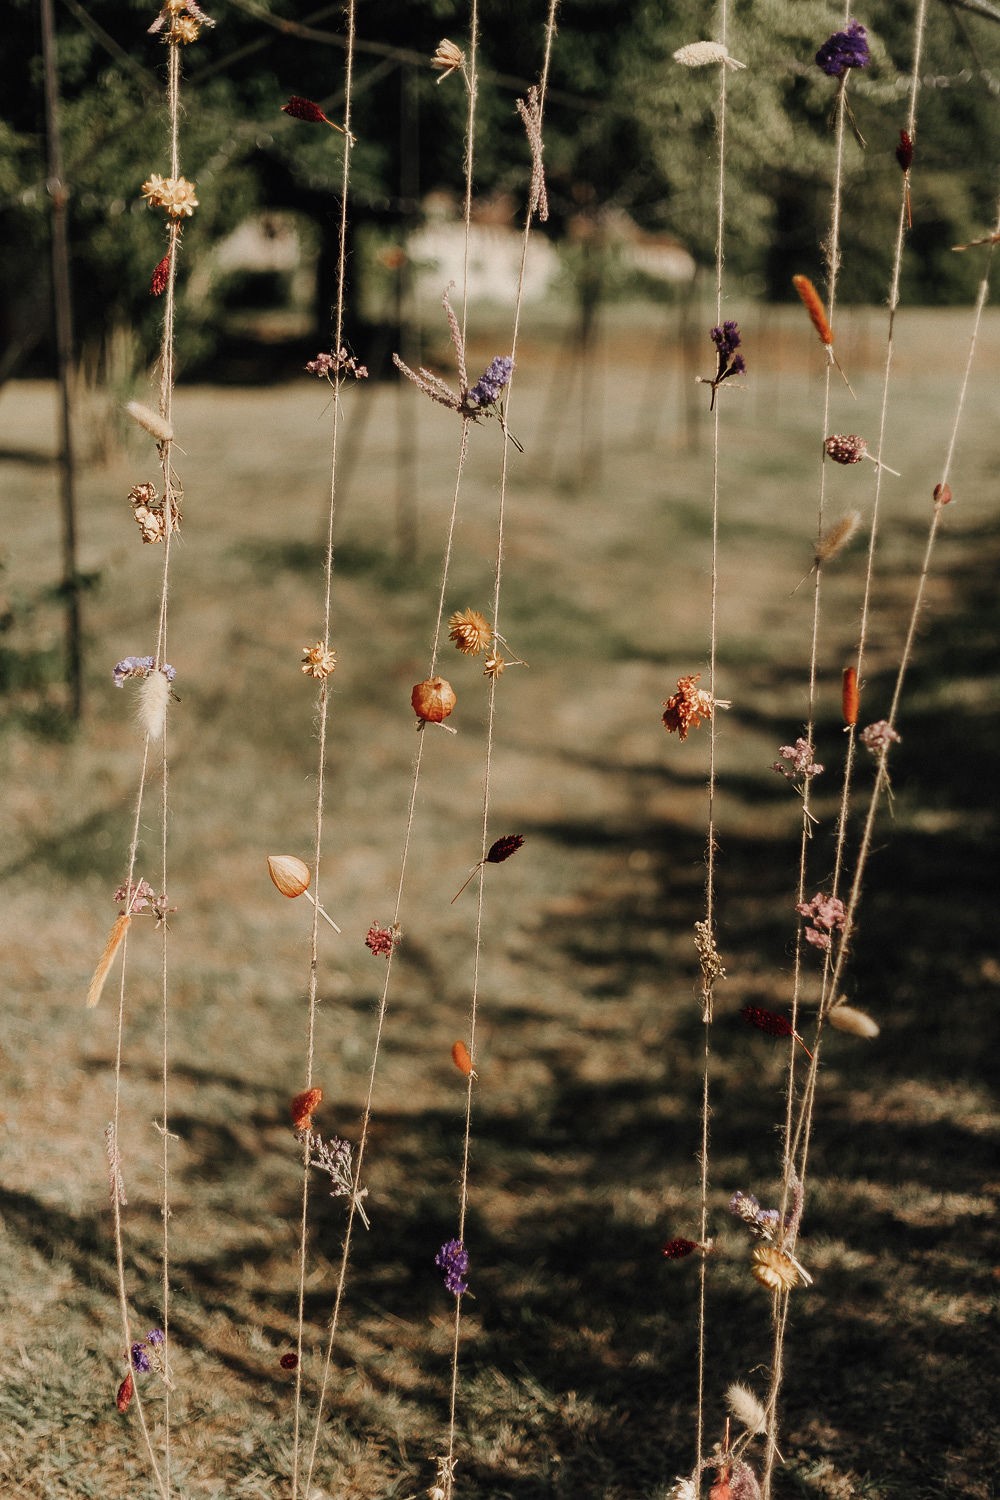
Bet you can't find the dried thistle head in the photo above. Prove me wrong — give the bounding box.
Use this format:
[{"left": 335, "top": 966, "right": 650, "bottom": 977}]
[
  {"left": 751, "top": 1244, "right": 801, "bottom": 1292},
  {"left": 448, "top": 608, "right": 493, "bottom": 655}
]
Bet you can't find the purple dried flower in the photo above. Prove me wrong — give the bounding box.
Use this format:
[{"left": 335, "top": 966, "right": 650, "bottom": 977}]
[
  {"left": 112, "top": 655, "right": 155, "bottom": 687},
  {"left": 435, "top": 1238, "right": 469, "bottom": 1296},
  {"left": 465, "top": 355, "right": 513, "bottom": 408},
  {"left": 773, "top": 738, "right": 823, "bottom": 781},
  {"left": 146, "top": 1328, "right": 165, "bottom": 1346},
  {"left": 815, "top": 20, "right": 870, "bottom": 78},
  {"left": 861, "top": 720, "right": 901, "bottom": 755},
  {"left": 706, "top": 321, "right": 747, "bottom": 409},
  {"left": 710, "top": 321, "right": 742, "bottom": 360},
  {"left": 130, "top": 1342, "right": 151, "bottom": 1373},
  {"left": 729, "top": 1191, "right": 780, "bottom": 1239}
]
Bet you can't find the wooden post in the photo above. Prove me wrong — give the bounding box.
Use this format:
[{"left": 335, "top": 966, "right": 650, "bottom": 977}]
[{"left": 40, "top": 0, "right": 84, "bottom": 720}]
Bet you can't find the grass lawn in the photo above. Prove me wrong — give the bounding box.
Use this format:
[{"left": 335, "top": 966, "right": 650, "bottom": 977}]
[{"left": 1, "top": 305, "right": 998, "bottom": 1498}]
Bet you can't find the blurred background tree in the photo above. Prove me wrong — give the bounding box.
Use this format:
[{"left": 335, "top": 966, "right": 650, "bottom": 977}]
[{"left": 2, "top": 0, "right": 998, "bottom": 383}]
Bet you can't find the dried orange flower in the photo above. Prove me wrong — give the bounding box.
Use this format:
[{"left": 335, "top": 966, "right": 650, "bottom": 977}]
[
  {"left": 141, "top": 173, "right": 199, "bottom": 219},
  {"left": 291, "top": 1086, "right": 323, "bottom": 1132},
  {"left": 301, "top": 642, "right": 337, "bottom": 679},
  {"left": 448, "top": 608, "right": 493, "bottom": 655},
  {"left": 751, "top": 1244, "right": 801, "bottom": 1293},
  {"left": 662, "top": 674, "right": 727, "bottom": 741}
]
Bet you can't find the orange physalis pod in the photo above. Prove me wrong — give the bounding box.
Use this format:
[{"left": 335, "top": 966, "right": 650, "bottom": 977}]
[
  {"left": 451, "top": 1040, "right": 475, "bottom": 1076},
  {"left": 842, "top": 666, "right": 859, "bottom": 726},
  {"left": 116, "top": 1370, "right": 134, "bottom": 1413}
]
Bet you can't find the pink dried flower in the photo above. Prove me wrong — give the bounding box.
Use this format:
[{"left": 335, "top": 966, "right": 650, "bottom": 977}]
[
  {"left": 796, "top": 892, "right": 847, "bottom": 951},
  {"left": 773, "top": 739, "right": 823, "bottom": 781},
  {"left": 365, "top": 922, "right": 400, "bottom": 957},
  {"left": 860, "top": 720, "right": 901, "bottom": 756}
]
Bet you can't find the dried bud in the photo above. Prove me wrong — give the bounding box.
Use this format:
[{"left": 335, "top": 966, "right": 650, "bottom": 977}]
[
  {"left": 116, "top": 1371, "right": 134, "bottom": 1413},
  {"left": 301, "top": 642, "right": 337, "bottom": 680},
  {"left": 291, "top": 1086, "right": 323, "bottom": 1131},
  {"left": 825, "top": 433, "right": 867, "bottom": 465},
  {"left": 486, "top": 834, "right": 524, "bottom": 864},
  {"left": 451, "top": 1040, "right": 475, "bottom": 1076},
  {"left": 842, "top": 665, "right": 859, "bottom": 726},
  {"left": 740, "top": 1004, "right": 812, "bottom": 1059},
  {"left": 267, "top": 854, "right": 311, "bottom": 899},
  {"left": 149, "top": 254, "right": 171, "bottom": 297},
  {"left": 279, "top": 1352, "right": 299, "bottom": 1370},
  {"left": 411, "top": 676, "right": 457, "bottom": 724},
  {"left": 934, "top": 482, "right": 953, "bottom": 505},
  {"left": 431, "top": 38, "right": 465, "bottom": 82},
  {"left": 282, "top": 95, "right": 330, "bottom": 125},
  {"left": 896, "top": 129, "right": 914, "bottom": 172}
]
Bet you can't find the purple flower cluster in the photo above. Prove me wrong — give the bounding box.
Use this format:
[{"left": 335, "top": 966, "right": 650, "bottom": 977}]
[
  {"left": 729, "top": 1191, "right": 780, "bottom": 1239},
  {"left": 130, "top": 1329, "right": 164, "bottom": 1373},
  {"left": 465, "top": 356, "right": 513, "bottom": 408},
  {"left": 707, "top": 322, "right": 746, "bottom": 409},
  {"left": 435, "top": 1238, "right": 470, "bottom": 1296},
  {"left": 112, "top": 657, "right": 177, "bottom": 688},
  {"left": 773, "top": 739, "right": 823, "bottom": 782},
  {"left": 860, "top": 720, "right": 901, "bottom": 756},
  {"left": 815, "top": 20, "right": 870, "bottom": 78}
]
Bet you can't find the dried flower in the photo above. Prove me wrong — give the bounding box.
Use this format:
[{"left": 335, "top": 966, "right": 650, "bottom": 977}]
[
  {"left": 483, "top": 653, "right": 507, "bottom": 679},
  {"left": 516, "top": 85, "right": 549, "bottom": 221},
  {"left": 431, "top": 38, "right": 465, "bottom": 83},
  {"left": 792, "top": 274, "right": 833, "bottom": 346},
  {"left": 448, "top": 608, "right": 493, "bottom": 655},
  {"left": 131, "top": 1343, "right": 151, "bottom": 1374},
  {"left": 796, "top": 892, "right": 847, "bottom": 951},
  {"left": 740, "top": 1004, "right": 812, "bottom": 1058},
  {"left": 301, "top": 642, "right": 338, "bottom": 679},
  {"left": 815, "top": 20, "right": 870, "bottom": 78},
  {"left": 141, "top": 174, "right": 198, "bottom": 219},
  {"left": 304, "top": 1129, "right": 369, "bottom": 1227},
  {"left": 291, "top": 1086, "right": 323, "bottom": 1132},
  {"left": 729, "top": 1460, "right": 763, "bottom": 1500},
  {"left": 412, "top": 676, "right": 457, "bottom": 725},
  {"left": 661, "top": 1237, "right": 699, "bottom": 1260},
  {"left": 279, "top": 1351, "right": 299, "bottom": 1370},
  {"left": 860, "top": 719, "right": 901, "bottom": 756},
  {"left": 896, "top": 128, "right": 914, "bottom": 171},
  {"left": 824, "top": 435, "right": 900, "bottom": 476},
  {"left": 667, "top": 1479, "right": 699, "bottom": 1500},
  {"left": 815, "top": 509, "right": 861, "bottom": 565},
  {"left": 149, "top": 254, "right": 171, "bottom": 296},
  {"left": 125, "top": 401, "right": 173, "bottom": 443},
  {"left": 773, "top": 739, "right": 823, "bottom": 781},
  {"left": 148, "top": 0, "right": 215, "bottom": 42},
  {"left": 842, "top": 665, "right": 860, "bottom": 726},
  {"left": 115, "top": 1371, "right": 134, "bottom": 1412},
  {"left": 465, "top": 355, "right": 514, "bottom": 410},
  {"left": 105, "top": 1120, "right": 127, "bottom": 1206},
  {"left": 673, "top": 40, "right": 747, "bottom": 70},
  {"left": 829, "top": 1002, "right": 880, "bottom": 1038},
  {"left": 751, "top": 1244, "right": 801, "bottom": 1292},
  {"left": 435, "top": 1238, "right": 470, "bottom": 1296},
  {"left": 451, "top": 834, "right": 525, "bottom": 902},
  {"left": 305, "top": 348, "right": 368, "bottom": 381},
  {"left": 702, "top": 321, "right": 747, "bottom": 410},
  {"left": 662, "top": 674, "right": 728, "bottom": 740},
  {"left": 933, "top": 482, "right": 953, "bottom": 504},
  {"left": 128, "top": 480, "right": 180, "bottom": 543},
  {"left": 87, "top": 914, "right": 132, "bottom": 1009},
  {"left": 365, "top": 922, "right": 400, "bottom": 957},
  {"left": 281, "top": 95, "right": 353, "bottom": 141},
  {"left": 726, "top": 1382, "right": 767, "bottom": 1435},
  {"left": 452, "top": 1040, "right": 475, "bottom": 1076},
  {"left": 729, "top": 1191, "right": 781, "bottom": 1239}
]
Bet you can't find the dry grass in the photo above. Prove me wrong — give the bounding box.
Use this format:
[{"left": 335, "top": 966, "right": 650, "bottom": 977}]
[{"left": 1, "top": 307, "right": 998, "bottom": 1497}]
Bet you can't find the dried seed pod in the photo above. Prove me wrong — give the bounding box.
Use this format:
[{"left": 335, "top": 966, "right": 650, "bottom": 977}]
[
  {"left": 291, "top": 1086, "right": 323, "bottom": 1131},
  {"left": 279, "top": 1351, "right": 299, "bottom": 1370},
  {"left": 411, "top": 676, "right": 456, "bottom": 724},
  {"left": 825, "top": 433, "right": 867, "bottom": 465},
  {"left": 116, "top": 1370, "right": 134, "bottom": 1413},
  {"left": 451, "top": 1040, "right": 474, "bottom": 1076},
  {"left": 842, "top": 665, "right": 860, "bottom": 726},
  {"left": 934, "top": 482, "right": 953, "bottom": 505},
  {"left": 829, "top": 1003, "right": 880, "bottom": 1038},
  {"left": 267, "top": 854, "right": 311, "bottom": 898}
]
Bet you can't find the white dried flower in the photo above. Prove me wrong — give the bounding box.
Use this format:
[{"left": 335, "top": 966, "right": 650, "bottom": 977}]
[
  {"left": 673, "top": 40, "right": 747, "bottom": 70},
  {"left": 726, "top": 1380, "right": 768, "bottom": 1434}
]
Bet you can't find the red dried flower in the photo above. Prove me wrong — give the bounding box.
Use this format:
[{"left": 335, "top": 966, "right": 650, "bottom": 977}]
[
  {"left": 662, "top": 1237, "right": 699, "bottom": 1260},
  {"left": 279, "top": 1352, "right": 299, "bottom": 1370},
  {"left": 661, "top": 674, "right": 721, "bottom": 741},
  {"left": 365, "top": 922, "right": 400, "bottom": 957},
  {"left": 740, "top": 1004, "right": 812, "bottom": 1059},
  {"left": 282, "top": 95, "right": 330, "bottom": 124},
  {"left": 896, "top": 129, "right": 914, "bottom": 172},
  {"left": 291, "top": 1086, "right": 323, "bottom": 1132},
  {"left": 486, "top": 834, "right": 524, "bottom": 864},
  {"left": 116, "top": 1370, "right": 134, "bottom": 1413},
  {"left": 149, "top": 253, "right": 171, "bottom": 297}
]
